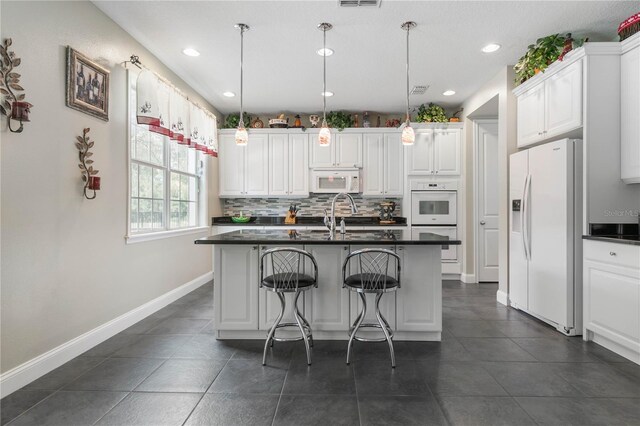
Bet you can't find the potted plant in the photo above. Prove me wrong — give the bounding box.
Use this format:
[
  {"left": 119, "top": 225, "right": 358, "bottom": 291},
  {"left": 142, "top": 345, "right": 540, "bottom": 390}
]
[
  {"left": 514, "top": 33, "right": 585, "bottom": 86},
  {"left": 224, "top": 113, "right": 251, "bottom": 129},
  {"left": 416, "top": 103, "right": 447, "bottom": 123},
  {"left": 326, "top": 111, "right": 353, "bottom": 131}
]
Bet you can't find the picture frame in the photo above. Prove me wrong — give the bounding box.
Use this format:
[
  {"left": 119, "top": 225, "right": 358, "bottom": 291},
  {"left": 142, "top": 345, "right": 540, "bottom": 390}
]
[{"left": 66, "top": 46, "right": 109, "bottom": 121}]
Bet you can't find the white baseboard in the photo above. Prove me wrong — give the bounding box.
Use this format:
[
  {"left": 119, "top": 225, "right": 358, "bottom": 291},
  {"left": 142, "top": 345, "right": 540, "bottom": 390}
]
[
  {"left": 0, "top": 271, "right": 213, "bottom": 398},
  {"left": 442, "top": 273, "right": 461, "bottom": 281},
  {"left": 496, "top": 289, "right": 509, "bottom": 306},
  {"left": 460, "top": 273, "right": 476, "bottom": 283}
]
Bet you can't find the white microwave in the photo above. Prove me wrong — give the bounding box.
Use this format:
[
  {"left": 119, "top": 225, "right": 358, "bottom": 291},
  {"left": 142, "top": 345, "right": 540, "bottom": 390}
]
[{"left": 311, "top": 169, "right": 360, "bottom": 194}]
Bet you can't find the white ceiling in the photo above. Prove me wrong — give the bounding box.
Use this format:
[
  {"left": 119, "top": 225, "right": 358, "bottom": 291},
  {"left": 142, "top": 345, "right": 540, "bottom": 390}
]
[{"left": 95, "top": 1, "right": 637, "bottom": 115}]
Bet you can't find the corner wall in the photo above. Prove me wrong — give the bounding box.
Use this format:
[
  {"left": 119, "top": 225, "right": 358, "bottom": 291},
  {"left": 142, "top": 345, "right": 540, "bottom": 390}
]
[
  {"left": 1, "top": 1, "right": 220, "bottom": 376},
  {"left": 461, "top": 67, "right": 517, "bottom": 297}
]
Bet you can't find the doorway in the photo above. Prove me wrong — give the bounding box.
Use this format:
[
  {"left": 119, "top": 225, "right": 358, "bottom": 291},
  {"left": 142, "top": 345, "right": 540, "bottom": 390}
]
[{"left": 474, "top": 118, "right": 500, "bottom": 282}]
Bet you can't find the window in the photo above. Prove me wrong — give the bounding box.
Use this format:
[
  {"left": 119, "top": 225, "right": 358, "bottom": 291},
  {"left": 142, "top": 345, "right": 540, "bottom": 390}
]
[{"left": 128, "top": 74, "right": 205, "bottom": 238}]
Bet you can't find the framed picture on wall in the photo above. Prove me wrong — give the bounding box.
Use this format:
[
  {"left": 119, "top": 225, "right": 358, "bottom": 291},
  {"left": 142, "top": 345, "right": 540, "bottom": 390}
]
[{"left": 66, "top": 47, "right": 110, "bottom": 121}]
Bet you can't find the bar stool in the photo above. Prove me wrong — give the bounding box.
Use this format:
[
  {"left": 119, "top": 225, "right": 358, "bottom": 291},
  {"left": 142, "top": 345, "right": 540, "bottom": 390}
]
[
  {"left": 260, "top": 247, "right": 318, "bottom": 366},
  {"left": 342, "top": 248, "right": 401, "bottom": 367}
]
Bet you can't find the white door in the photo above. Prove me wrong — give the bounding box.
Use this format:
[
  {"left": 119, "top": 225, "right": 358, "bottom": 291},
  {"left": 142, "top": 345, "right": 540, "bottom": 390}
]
[
  {"left": 335, "top": 133, "right": 363, "bottom": 168},
  {"left": 406, "top": 130, "right": 434, "bottom": 175},
  {"left": 509, "top": 150, "right": 529, "bottom": 309},
  {"left": 528, "top": 140, "right": 573, "bottom": 328},
  {"left": 304, "top": 244, "right": 350, "bottom": 331},
  {"left": 544, "top": 60, "right": 582, "bottom": 139},
  {"left": 268, "top": 134, "right": 289, "bottom": 196},
  {"left": 289, "top": 133, "right": 309, "bottom": 197},
  {"left": 244, "top": 134, "right": 269, "bottom": 195},
  {"left": 309, "top": 136, "right": 335, "bottom": 167},
  {"left": 517, "top": 84, "right": 545, "bottom": 147},
  {"left": 218, "top": 134, "right": 245, "bottom": 196},
  {"left": 362, "top": 133, "right": 384, "bottom": 196},
  {"left": 384, "top": 133, "right": 404, "bottom": 196},
  {"left": 476, "top": 121, "right": 500, "bottom": 282},
  {"left": 433, "top": 129, "right": 461, "bottom": 175}
]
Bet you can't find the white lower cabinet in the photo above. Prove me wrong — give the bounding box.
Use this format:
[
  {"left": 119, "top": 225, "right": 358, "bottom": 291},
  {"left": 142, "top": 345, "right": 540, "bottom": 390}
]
[
  {"left": 396, "top": 245, "right": 442, "bottom": 332},
  {"left": 214, "top": 245, "right": 259, "bottom": 330},
  {"left": 304, "top": 244, "right": 351, "bottom": 331},
  {"left": 583, "top": 240, "right": 640, "bottom": 363}
]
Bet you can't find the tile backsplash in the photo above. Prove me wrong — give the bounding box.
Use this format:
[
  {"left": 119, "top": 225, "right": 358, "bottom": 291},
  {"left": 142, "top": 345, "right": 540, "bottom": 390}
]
[{"left": 224, "top": 195, "right": 402, "bottom": 217}]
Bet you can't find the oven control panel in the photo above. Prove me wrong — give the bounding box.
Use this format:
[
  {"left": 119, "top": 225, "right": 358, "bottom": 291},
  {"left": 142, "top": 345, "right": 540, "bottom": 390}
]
[{"left": 410, "top": 180, "right": 458, "bottom": 191}]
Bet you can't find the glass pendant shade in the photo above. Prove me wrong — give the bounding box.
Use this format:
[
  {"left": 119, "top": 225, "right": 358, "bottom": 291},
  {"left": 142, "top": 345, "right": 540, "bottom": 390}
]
[
  {"left": 318, "top": 121, "right": 331, "bottom": 146},
  {"left": 401, "top": 121, "right": 415, "bottom": 145},
  {"left": 235, "top": 125, "right": 248, "bottom": 146}
]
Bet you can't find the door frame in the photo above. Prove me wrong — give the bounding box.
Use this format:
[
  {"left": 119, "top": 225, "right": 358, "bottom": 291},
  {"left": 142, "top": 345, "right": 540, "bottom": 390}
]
[{"left": 472, "top": 118, "right": 499, "bottom": 282}]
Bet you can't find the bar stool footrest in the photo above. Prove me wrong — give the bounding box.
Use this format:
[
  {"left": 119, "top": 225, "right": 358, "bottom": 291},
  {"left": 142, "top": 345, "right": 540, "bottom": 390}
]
[
  {"left": 269, "top": 322, "right": 313, "bottom": 343},
  {"left": 348, "top": 322, "right": 394, "bottom": 342}
]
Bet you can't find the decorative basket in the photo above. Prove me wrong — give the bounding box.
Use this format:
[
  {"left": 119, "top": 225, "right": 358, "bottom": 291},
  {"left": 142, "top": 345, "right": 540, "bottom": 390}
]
[{"left": 619, "top": 12, "right": 640, "bottom": 41}]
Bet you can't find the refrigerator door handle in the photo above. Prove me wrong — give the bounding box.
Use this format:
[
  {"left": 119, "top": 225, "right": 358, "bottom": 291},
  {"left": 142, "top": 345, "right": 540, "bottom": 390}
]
[{"left": 523, "top": 174, "right": 532, "bottom": 260}]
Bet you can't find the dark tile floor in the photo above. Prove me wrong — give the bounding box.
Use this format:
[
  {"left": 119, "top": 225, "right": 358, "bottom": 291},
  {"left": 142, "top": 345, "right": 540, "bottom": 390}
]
[{"left": 3, "top": 281, "right": 639, "bottom": 425}]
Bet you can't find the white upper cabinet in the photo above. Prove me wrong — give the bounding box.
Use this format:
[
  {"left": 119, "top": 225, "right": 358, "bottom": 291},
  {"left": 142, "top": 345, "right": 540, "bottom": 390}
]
[
  {"left": 219, "top": 134, "right": 246, "bottom": 196},
  {"left": 406, "top": 130, "right": 434, "bottom": 175},
  {"left": 362, "top": 133, "right": 384, "bottom": 195},
  {"left": 544, "top": 60, "right": 583, "bottom": 139},
  {"left": 517, "top": 84, "right": 546, "bottom": 147},
  {"left": 335, "top": 133, "right": 363, "bottom": 168},
  {"left": 515, "top": 59, "right": 583, "bottom": 148},
  {"left": 384, "top": 133, "right": 404, "bottom": 195},
  {"left": 621, "top": 35, "right": 640, "bottom": 184},
  {"left": 219, "top": 133, "right": 268, "bottom": 197},
  {"left": 268, "top": 134, "right": 289, "bottom": 196},
  {"left": 433, "top": 129, "right": 461, "bottom": 175},
  {"left": 310, "top": 132, "right": 362, "bottom": 168},
  {"left": 244, "top": 134, "right": 269, "bottom": 196},
  {"left": 268, "top": 133, "right": 309, "bottom": 197},
  {"left": 288, "top": 134, "right": 310, "bottom": 196},
  {"left": 406, "top": 128, "right": 461, "bottom": 176}
]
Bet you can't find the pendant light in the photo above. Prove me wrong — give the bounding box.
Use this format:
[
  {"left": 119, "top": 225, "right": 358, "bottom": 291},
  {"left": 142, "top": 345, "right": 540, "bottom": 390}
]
[
  {"left": 234, "top": 23, "right": 249, "bottom": 146},
  {"left": 318, "top": 22, "right": 332, "bottom": 147},
  {"left": 401, "top": 21, "right": 416, "bottom": 146}
]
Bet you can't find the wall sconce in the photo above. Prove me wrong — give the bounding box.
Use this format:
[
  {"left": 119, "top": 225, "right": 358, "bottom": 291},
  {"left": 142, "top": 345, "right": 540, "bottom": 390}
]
[
  {"left": 1, "top": 38, "right": 31, "bottom": 133},
  {"left": 75, "top": 127, "right": 100, "bottom": 200}
]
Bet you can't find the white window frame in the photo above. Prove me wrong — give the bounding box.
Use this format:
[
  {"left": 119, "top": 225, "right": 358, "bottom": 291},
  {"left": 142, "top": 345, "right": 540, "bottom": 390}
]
[{"left": 125, "top": 70, "right": 208, "bottom": 243}]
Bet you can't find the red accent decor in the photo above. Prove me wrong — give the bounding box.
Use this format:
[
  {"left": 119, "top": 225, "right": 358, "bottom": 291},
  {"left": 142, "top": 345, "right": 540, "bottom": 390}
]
[
  {"left": 619, "top": 13, "right": 640, "bottom": 33},
  {"left": 88, "top": 176, "right": 101, "bottom": 190}
]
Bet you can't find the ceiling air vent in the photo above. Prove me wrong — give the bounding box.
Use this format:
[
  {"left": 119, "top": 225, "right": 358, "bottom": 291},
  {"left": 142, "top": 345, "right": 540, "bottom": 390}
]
[
  {"left": 338, "top": 0, "right": 381, "bottom": 7},
  {"left": 410, "top": 85, "right": 429, "bottom": 95}
]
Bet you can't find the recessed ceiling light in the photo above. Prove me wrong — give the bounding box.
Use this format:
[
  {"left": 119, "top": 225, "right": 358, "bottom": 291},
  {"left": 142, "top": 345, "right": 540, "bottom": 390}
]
[
  {"left": 322, "top": 91, "right": 334, "bottom": 97},
  {"left": 317, "top": 48, "right": 334, "bottom": 56},
  {"left": 223, "top": 91, "right": 236, "bottom": 98},
  {"left": 481, "top": 43, "right": 501, "bottom": 53},
  {"left": 443, "top": 90, "right": 456, "bottom": 96},
  {"left": 182, "top": 48, "right": 200, "bottom": 57}
]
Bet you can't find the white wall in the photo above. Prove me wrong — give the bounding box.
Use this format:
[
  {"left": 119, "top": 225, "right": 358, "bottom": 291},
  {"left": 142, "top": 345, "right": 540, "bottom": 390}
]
[
  {"left": 1, "top": 1, "right": 221, "bottom": 375},
  {"left": 461, "top": 67, "right": 517, "bottom": 297}
]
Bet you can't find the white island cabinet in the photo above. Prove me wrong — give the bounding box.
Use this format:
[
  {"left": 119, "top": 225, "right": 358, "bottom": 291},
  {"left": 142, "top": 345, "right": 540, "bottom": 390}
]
[
  {"left": 583, "top": 239, "right": 640, "bottom": 363},
  {"left": 201, "top": 229, "right": 459, "bottom": 341}
]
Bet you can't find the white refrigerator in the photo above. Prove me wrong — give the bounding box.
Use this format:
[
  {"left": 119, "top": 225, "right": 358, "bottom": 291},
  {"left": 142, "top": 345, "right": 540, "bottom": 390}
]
[{"left": 509, "top": 139, "right": 583, "bottom": 336}]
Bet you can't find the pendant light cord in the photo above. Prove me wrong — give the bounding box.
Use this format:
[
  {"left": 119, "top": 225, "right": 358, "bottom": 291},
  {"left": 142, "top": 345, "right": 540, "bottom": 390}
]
[
  {"left": 323, "top": 26, "right": 327, "bottom": 122},
  {"left": 239, "top": 26, "right": 245, "bottom": 126},
  {"left": 405, "top": 25, "right": 410, "bottom": 122}
]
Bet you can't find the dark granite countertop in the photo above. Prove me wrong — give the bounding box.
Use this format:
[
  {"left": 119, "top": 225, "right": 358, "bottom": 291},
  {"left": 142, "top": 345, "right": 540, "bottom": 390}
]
[
  {"left": 212, "top": 216, "right": 407, "bottom": 227},
  {"left": 196, "top": 229, "right": 460, "bottom": 246},
  {"left": 582, "top": 235, "right": 640, "bottom": 246},
  {"left": 583, "top": 223, "right": 640, "bottom": 246}
]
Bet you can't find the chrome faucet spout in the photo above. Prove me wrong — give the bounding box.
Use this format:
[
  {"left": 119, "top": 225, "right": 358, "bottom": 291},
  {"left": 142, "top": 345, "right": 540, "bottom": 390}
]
[{"left": 329, "top": 192, "right": 358, "bottom": 235}]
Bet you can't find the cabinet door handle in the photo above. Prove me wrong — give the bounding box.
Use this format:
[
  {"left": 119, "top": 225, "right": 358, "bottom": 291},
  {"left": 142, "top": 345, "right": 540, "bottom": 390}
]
[
  {"left": 252, "top": 246, "right": 258, "bottom": 250},
  {"left": 609, "top": 251, "right": 617, "bottom": 256},
  {"left": 435, "top": 170, "right": 439, "bottom": 174},
  {"left": 343, "top": 246, "right": 348, "bottom": 250}
]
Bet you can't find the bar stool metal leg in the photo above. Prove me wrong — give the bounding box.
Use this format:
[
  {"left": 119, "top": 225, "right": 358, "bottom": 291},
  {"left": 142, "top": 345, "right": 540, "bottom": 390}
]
[
  {"left": 293, "top": 290, "right": 312, "bottom": 365},
  {"left": 375, "top": 293, "right": 396, "bottom": 368},
  {"left": 263, "top": 292, "right": 285, "bottom": 366},
  {"left": 346, "top": 292, "right": 367, "bottom": 365}
]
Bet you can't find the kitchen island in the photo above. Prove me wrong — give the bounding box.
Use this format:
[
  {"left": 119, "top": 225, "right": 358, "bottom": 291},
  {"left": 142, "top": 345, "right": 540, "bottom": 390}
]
[{"left": 195, "top": 229, "right": 460, "bottom": 341}]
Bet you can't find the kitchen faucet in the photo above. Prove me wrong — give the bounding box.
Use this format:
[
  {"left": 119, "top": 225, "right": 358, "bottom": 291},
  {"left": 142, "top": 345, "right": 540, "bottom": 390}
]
[{"left": 324, "top": 192, "right": 358, "bottom": 235}]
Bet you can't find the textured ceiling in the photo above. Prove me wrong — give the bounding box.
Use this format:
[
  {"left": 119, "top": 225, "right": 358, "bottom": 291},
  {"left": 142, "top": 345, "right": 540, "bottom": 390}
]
[{"left": 94, "top": 1, "right": 637, "bottom": 115}]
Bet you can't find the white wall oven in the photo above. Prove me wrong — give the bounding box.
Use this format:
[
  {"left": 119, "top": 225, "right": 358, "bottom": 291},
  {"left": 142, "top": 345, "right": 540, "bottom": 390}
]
[
  {"left": 410, "top": 181, "right": 458, "bottom": 225},
  {"left": 411, "top": 226, "right": 458, "bottom": 261}
]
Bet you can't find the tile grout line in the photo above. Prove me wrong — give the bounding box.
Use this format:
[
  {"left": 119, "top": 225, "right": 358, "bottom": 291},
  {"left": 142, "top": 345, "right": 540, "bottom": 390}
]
[{"left": 270, "top": 355, "right": 292, "bottom": 426}]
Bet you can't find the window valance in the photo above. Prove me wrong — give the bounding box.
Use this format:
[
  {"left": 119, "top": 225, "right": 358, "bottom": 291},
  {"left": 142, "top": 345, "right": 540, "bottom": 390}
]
[{"left": 136, "top": 70, "right": 217, "bottom": 157}]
